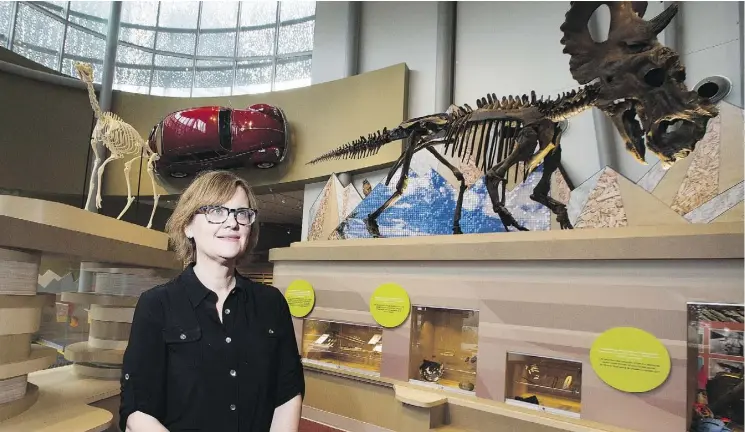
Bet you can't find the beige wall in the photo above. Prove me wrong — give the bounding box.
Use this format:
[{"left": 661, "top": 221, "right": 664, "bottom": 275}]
[
  {"left": 104, "top": 63, "right": 409, "bottom": 197},
  {"left": 0, "top": 60, "right": 93, "bottom": 197},
  {"left": 271, "top": 226, "right": 745, "bottom": 432}
]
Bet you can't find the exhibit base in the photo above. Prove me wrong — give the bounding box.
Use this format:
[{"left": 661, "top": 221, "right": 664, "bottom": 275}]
[{"left": 270, "top": 223, "right": 744, "bottom": 432}]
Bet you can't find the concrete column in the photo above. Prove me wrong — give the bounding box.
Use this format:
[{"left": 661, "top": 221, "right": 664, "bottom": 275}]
[
  {"left": 345, "top": 1, "right": 361, "bottom": 78},
  {"left": 80, "top": 1, "right": 121, "bottom": 293},
  {"left": 434, "top": 1, "right": 456, "bottom": 112},
  {"left": 587, "top": 8, "right": 617, "bottom": 170}
]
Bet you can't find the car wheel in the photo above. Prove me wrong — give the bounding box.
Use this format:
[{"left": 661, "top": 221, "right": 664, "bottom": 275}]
[
  {"left": 169, "top": 171, "right": 189, "bottom": 178},
  {"left": 255, "top": 162, "right": 276, "bottom": 169}
]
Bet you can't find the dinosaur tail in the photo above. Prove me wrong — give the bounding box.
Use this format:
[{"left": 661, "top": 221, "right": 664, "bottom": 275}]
[{"left": 306, "top": 126, "right": 409, "bottom": 165}]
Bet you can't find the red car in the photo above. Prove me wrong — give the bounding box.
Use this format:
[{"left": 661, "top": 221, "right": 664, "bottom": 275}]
[{"left": 148, "top": 103, "right": 289, "bottom": 179}]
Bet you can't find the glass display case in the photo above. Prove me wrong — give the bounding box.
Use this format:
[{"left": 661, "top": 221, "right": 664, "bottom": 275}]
[
  {"left": 408, "top": 306, "right": 479, "bottom": 393},
  {"left": 504, "top": 352, "right": 582, "bottom": 418},
  {"left": 300, "top": 318, "right": 383, "bottom": 375},
  {"left": 687, "top": 302, "right": 744, "bottom": 432}
]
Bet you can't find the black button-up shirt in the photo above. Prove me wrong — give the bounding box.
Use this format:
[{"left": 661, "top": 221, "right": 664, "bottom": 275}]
[{"left": 119, "top": 264, "right": 305, "bottom": 431}]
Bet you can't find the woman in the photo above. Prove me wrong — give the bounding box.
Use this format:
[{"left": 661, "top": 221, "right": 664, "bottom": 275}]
[{"left": 119, "top": 170, "right": 304, "bottom": 432}]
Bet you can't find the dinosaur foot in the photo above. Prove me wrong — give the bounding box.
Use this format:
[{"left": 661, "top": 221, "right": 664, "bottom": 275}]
[
  {"left": 364, "top": 217, "right": 383, "bottom": 238},
  {"left": 494, "top": 204, "right": 529, "bottom": 232},
  {"left": 530, "top": 194, "right": 573, "bottom": 230},
  {"left": 453, "top": 225, "right": 463, "bottom": 235},
  {"left": 557, "top": 210, "right": 573, "bottom": 230}
]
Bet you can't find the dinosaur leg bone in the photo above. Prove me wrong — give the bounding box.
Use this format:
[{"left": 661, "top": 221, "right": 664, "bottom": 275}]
[
  {"left": 95, "top": 152, "right": 123, "bottom": 209},
  {"left": 426, "top": 146, "right": 467, "bottom": 235},
  {"left": 529, "top": 142, "right": 572, "bottom": 230},
  {"left": 485, "top": 127, "right": 539, "bottom": 231},
  {"left": 145, "top": 153, "right": 161, "bottom": 229},
  {"left": 364, "top": 134, "right": 420, "bottom": 238},
  {"left": 85, "top": 134, "right": 102, "bottom": 211},
  {"left": 116, "top": 152, "right": 143, "bottom": 220}
]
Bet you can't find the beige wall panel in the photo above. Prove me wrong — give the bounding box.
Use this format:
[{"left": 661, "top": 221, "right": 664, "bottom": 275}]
[
  {"left": 273, "top": 233, "right": 743, "bottom": 432},
  {"left": 717, "top": 103, "right": 745, "bottom": 194},
  {"left": 0, "top": 69, "right": 93, "bottom": 196},
  {"left": 105, "top": 64, "right": 409, "bottom": 196}
]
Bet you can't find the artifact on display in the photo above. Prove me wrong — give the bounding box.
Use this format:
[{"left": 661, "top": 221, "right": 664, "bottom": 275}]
[
  {"left": 306, "top": 1, "right": 721, "bottom": 238},
  {"left": 74, "top": 62, "right": 161, "bottom": 229}
]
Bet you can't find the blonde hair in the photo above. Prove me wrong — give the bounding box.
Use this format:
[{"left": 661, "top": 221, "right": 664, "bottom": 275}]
[{"left": 165, "top": 170, "right": 260, "bottom": 267}]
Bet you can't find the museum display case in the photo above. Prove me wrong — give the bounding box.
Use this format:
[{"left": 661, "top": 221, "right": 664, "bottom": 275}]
[
  {"left": 408, "top": 306, "right": 479, "bottom": 392},
  {"left": 301, "top": 318, "right": 384, "bottom": 375},
  {"left": 504, "top": 352, "right": 582, "bottom": 418},
  {"left": 688, "top": 302, "right": 744, "bottom": 432}
]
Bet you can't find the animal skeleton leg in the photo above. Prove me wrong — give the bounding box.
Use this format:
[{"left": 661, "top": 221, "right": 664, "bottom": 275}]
[
  {"left": 95, "top": 152, "right": 123, "bottom": 209},
  {"left": 529, "top": 143, "right": 573, "bottom": 229},
  {"left": 116, "top": 152, "right": 143, "bottom": 220},
  {"left": 485, "top": 127, "right": 540, "bottom": 231},
  {"left": 145, "top": 153, "right": 161, "bottom": 229},
  {"left": 426, "top": 146, "right": 467, "bottom": 234},
  {"left": 364, "top": 134, "right": 420, "bottom": 237},
  {"left": 85, "top": 135, "right": 102, "bottom": 211}
]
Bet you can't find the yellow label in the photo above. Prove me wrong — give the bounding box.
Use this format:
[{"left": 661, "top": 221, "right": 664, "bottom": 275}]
[
  {"left": 284, "top": 279, "right": 316, "bottom": 318},
  {"left": 369, "top": 283, "right": 410, "bottom": 328},
  {"left": 590, "top": 327, "right": 671, "bottom": 393}
]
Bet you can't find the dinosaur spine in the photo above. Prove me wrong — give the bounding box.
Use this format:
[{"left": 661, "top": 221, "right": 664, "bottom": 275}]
[{"left": 306, "top": 126, "right": 408, "bottom": 165}]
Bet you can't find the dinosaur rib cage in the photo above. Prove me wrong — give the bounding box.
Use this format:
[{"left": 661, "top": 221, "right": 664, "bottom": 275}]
[
  {"left": 101, "top": 113, "right": 143, "bottom": 156},
  {"left": 443, "top": 117, "right": 530, "bottom": 185}
]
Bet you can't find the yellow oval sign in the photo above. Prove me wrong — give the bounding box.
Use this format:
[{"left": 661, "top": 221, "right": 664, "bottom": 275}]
[
  {"left": 369, "top": 283, "right": 410, "bottom": 328},
  {"left": 284, "top": 279, "right": 315, "bottom": 318},
  {"left": 590, "top": 327, "right": 671, "bottom": 393}
]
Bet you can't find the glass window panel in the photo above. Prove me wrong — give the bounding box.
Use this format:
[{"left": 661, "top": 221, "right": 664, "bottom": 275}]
[
  {"left": 158, "top": 2, "right": 199, "bottom": 29},
  {"left": 62, "top": 58, "right": 104, "bottom": 84},
  {"left": 240, "top": 1, "right": 277, "bottom": 27},
  {"left": 275, "top": 57, "right": 311, "bottom": 91},
  {"left": 193, "top": 60, "right": 233, "bottom": 97},
  {"left": 197, "top": 31, "right": 236, "bottom": 58},
  {"left": 237, "top": 27, "right": 274, "bottom": 57},
  {"left": 199, "top": 2, "right": 238, "bottom": 29},
  {"left": 280, "top": 2, "right": 315, "bottom": 21},
  {"left": 156, "top": 31, "right": 196, "bottom": 55},
  {"left": 234, "top": 60, "right": 272, "bottom": 94},
  {"left": 154, "top": 54, "right": 193, "bottom": 68},
  {"left": 0, "top": 2, "right": 12, "bottom": 45},
  {"left": 151, "top": 69, "right": 193, "bottom": 97},
  {"left": 121, "top": 1, "right": 158, "bottom": 26},
  {"left": 120, "top": 27, "right": 156, "bottom": 48},
  {"left": 36, "top": 1, "right": 67, "bottom": 17},
  {"left": 277, "top": 20, "right": 314, "bottom": 55},
  {"left": 15, "top": 4, "right": 64, "bottom": 51},
  {"left": 12, "top": 45, "right": 58, "bottom": 70},
  {"left": 116, "top": 44, "right": 152, "bottom": 66},
  {"left": 64, "top": 28, "right": 106, "bottom": 62},
  {"left": 113, "top": 66, "right": 151, "bottom": 94},
  {"left": 68, "top": 1, "right": 111, "bottom": 34}
]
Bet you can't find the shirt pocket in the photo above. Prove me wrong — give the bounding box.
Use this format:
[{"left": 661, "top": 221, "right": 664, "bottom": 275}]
[{"left": 163, "top": 326, "right": 203, "bottom": 372}]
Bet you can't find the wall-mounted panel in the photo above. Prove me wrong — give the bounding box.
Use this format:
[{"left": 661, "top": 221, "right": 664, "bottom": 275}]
[{"left": 104, "top": 63, "right": 409, "bottom": 197}]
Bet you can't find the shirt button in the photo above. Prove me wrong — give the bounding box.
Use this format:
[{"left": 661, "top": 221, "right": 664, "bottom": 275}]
[
  {"left": 226, "top": 337, "right": 232, "bottom": 343},
  {"left": 224, "top": 308, "right": 231, "bottom": 315},
  {"left": 180, "top": 334, "right": 186, "bottom": 340},
  {"left": 230, "top": 404, "right": 236, "bottom": 411},
  {"left": 230, "top": 369, "right": 237, "bottom": 377},
  {"left": 124, "top": 373, "right": 130, "bottom": 380}
]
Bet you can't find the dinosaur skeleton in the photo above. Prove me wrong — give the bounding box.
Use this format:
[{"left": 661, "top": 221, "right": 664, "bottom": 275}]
[
  {"left": 75, "top": 62, "right": 161, "bottom": 229},
  {"left": 307, "top": 2, "right": 719, "bottom": 238}
]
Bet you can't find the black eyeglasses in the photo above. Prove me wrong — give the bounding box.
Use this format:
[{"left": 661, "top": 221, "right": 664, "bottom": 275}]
[{"left": 197, "top": 206, "right": 258, "bottom": 226}]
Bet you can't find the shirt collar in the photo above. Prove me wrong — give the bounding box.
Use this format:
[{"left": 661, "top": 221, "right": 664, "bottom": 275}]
[{"left": 181, "top": 263, "right": 251, "bottom": 308}]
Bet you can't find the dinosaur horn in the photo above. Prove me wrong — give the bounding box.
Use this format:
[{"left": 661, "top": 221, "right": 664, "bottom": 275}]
[{"left": 647, "top": 3, "right": 678, "bottom": 35}]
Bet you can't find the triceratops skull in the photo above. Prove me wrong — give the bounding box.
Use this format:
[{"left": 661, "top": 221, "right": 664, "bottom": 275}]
[{"left": 560, "top": 1, "right": 719, "bottom": 169}]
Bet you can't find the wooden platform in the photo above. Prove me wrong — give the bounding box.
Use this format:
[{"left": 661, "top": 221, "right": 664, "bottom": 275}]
[
  {"left": 0, "top": 366, "right": 119, "bottom": 432},
  {"left": 0, "top": 195, "right": 179, "bottom": 270}
]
